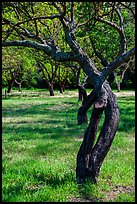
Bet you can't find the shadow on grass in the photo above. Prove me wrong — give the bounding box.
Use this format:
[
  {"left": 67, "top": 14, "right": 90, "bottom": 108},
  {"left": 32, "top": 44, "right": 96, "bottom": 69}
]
[
  {"left": 3, "top": 126, "right": 75, "bottom": 141},
  {"left": 3, "top": 101, "right": 81, "bottom": 142},
  {"left": 3, "top": 96, "right": 135, "bottom": 143},
  {"left": 118, "top": 107, "right": 135, "bottom": 133}
]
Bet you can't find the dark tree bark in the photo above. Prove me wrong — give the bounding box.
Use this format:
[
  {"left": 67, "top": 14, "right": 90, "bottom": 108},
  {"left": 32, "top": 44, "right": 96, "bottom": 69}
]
[
  {"left": 37, "top": 61, "right": 57, "bottom": 96},
  {"left": 77, "top": 84, "right": 88, "bottom": 123},
  {"left": 15, "top": 80, "right": 24, "bottom": 92},
  {"left": 78, "top": 84, "right": 87, "bottom": 102},
  {"left": 57, "top": 66, "right": 67, "bottom": 94},
  {"left": 7, "top": 71, "right": 18, "bottom": 93},
  {"left": 76, "top": 82, "right": 120, "bottom": 183},
  {"left": 7, "top": 79, "right": 14, "bottom": 93},
  {"left": 59, "top": 83, "right": 65, "bottom": 93},
  {"left": 115, "top": 80, "right": 121, "bottom": 92},
  {"left": 18, "top": 83, "right": 22, "bottom": 92},
  {"left": 48, "top": 82, "right": 54, "bottom": 96}
]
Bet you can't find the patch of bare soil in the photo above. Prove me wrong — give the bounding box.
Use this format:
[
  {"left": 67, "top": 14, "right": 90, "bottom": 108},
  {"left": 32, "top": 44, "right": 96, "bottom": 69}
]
[
  {"left": 69, "top": 196, "right": 96, "bottom": 202},
  {"left": 69, "top": 185, "right": 135, "bottom": 202},
  {"left": 114, "top": 91, "right": 135, "bottom": 97},
  {"left": 103, "top": 185, "right": 135, "bottom": 202}
]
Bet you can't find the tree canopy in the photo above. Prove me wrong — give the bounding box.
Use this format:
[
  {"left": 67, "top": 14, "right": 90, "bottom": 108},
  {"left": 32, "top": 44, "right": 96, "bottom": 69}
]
[{"left": 2, "top": 2, "right": 135, "bottom": 87}]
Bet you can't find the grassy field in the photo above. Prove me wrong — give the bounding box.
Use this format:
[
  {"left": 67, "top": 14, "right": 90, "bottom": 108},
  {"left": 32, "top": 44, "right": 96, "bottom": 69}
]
[{"left": 2, "top": 89, "right": 135, "bottom": 202}]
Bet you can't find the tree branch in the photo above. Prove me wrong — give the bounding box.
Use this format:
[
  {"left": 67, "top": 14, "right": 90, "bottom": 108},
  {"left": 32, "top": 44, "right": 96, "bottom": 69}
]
[
  {"left": 115, "top": 7, "right": 127, "bottom": 55},
  {"left": 59, "top": 17, "right": 99, "bottom": 78},
  {"left": 100, "top": 47, "right": 135, "bottom": 83},
  {"left": 95, "top": 16, "right": 121, "bottom": 33},
  {"left": 119, "top": 2, "right": 135, "bottom": 18},
  {"left": 30, "top": 2, "right": 39, "bottom": 37},
  {"left": 89, "top": 37, "right": 109, "bottom": 67},
  {"left": 2, "top": 40, "right": 77, "bottom": 62},
  {"left": 71, "top": 2, "right": 74, "bottom": 23},
  {"left": 2, "top": 13, "right": 63, "bottom": 28}
]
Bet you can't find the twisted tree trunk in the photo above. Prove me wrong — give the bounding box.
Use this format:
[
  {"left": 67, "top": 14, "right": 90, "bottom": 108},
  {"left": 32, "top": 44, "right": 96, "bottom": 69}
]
[{"left": 76, "top": 82, "right": 120, "bottom": 184}]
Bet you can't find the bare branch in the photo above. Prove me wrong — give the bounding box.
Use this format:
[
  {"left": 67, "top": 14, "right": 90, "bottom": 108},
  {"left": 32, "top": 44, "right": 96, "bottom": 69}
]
[
  {"left": 95, "top": 16, "right": 121, "bottom": 33},
  {"left": 115, "top": 7, "right": 127, "bottom": 55},
  {"left": 2, "top": 13, "right": 64, "bottom": 33},
  {"left": 119, "top": 2, "right": 135, "bottom": 18},
  {"left": 2, "top": 40, "right": 77, "bottom": 62},
  {"left": 71, "top": 2, "right": 74, "bottom": 23},
  {"left": 95, "top": 13, "right": 127, "bottom": 56},
  {"left": 30, "top": 2, "right": 39, "bottom": 37},
  {"left": 89, "top": 37, "right": 109, "bottom": 67},
  {"left": 52, "top": 2, "right": 68, "bottom": 21},
  {"left": 77, "top": 17, "right": 95, "bottom": 29},
  {"left": 100, "top": 47, "right": 135, "bottom": 83},
  {"left": 38, "top": 61, "right": 51, "bottom": 81}
]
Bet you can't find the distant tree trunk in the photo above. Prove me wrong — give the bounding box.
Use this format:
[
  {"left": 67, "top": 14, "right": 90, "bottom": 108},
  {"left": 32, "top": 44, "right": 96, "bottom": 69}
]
[
  {"left": 59, "top": 83, "right": 65, "bottom": 93},
  {"left": 7, "top": 79, "right": 15, "bottom": 93},
  {"left": 37, "top": 61, "right": 57, "bottom": 96},
  {"left": 18, "top": 83, "right": 22, "bottom": 92},
  {"left": 7, "top": 71, "right": 18, "bottom": 93},
  {"left": 78, "top": 84, "right": 88, "bottom": 124},
  {"left": 57, "top": 65, "right": 68, "bottom": 94},
  {"left": 15, "top": 80, "right": 23, "bottom": 92},
  {"left": 78, "top": 84, "right": 87, "bottom": 101},
  {"left": 116, "top": 81, "right": 121, "bottom": 92},
  {"left": 5, "top": 90, "right": 7, "bottom": 99},
  {"left": 48, "top": 82, "right": 54, "bottom": 96},
  {"left": 76, "top": 82, "right": 120, "bottom": 183}
]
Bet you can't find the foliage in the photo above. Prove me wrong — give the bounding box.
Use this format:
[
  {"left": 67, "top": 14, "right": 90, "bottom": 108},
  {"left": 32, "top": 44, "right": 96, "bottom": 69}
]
[
  {"left": 2, "top": 47, "right": 37, "bottom": 87},
  {"left": 2, "top": 2, "right": 135, "bottom": 89}
]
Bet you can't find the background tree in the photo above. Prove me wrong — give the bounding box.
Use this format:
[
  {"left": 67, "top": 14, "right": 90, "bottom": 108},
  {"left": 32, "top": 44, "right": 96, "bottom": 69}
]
[
  {"left": 65, "top": 63, "right": 88, "bottom": 101},
  {"left": 2, "top": 47, "right": 36, "bottom": 93},
  {"left": 36, "top": 54, "right": 58, "bottom": 96},
  {"left": 2, "top": 2, "right": 135, "bottom": 184},
  {"left": 56, "top": 63, "right": 74, "bottom": 94}
]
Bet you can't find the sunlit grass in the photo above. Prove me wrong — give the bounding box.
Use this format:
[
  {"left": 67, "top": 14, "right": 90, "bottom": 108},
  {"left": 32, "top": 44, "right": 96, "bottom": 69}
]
[{"left": 2, "top": 90, "right": 135, "bottom": 202}]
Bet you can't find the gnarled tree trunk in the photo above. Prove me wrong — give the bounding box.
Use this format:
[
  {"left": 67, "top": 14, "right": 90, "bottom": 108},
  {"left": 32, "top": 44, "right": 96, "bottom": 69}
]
[{"left": 76, "top": 82, "right": 120, "bottom": 183}]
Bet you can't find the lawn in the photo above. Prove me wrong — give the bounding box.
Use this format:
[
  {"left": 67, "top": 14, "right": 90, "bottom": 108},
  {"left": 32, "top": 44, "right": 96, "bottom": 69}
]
[{"left": 2, "top": 89, "right": 135, "bottom": 202}]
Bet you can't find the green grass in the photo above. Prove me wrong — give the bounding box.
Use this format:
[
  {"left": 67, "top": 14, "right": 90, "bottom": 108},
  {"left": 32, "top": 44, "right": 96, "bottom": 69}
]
[{"left": 2, "top": 89, "right": 135, "bottom": 202}]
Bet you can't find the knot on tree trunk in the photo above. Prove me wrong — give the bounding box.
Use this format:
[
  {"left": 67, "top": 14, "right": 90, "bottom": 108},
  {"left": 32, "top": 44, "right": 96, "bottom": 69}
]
[{"left": 94, "top": 85, "right": 109, "bottom": 109}]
